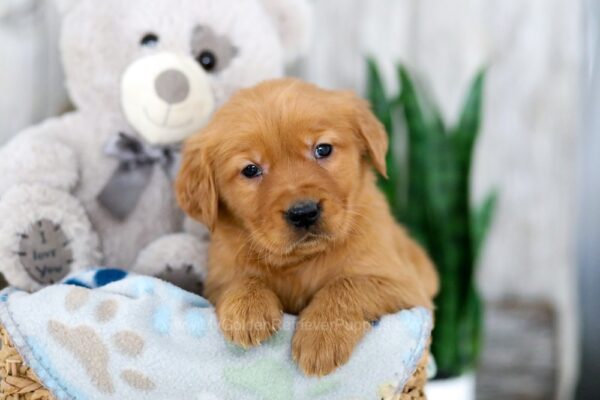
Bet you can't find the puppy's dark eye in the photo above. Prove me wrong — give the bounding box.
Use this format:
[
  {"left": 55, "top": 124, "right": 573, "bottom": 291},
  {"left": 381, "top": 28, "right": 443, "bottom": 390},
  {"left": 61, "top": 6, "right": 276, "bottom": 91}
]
[
  {"left": 140, "top": 33, "right": 160, "bottom": 47},
  {"left": 315, "top": 144, "right": 333, "bottom": 159},
  {"left": 197, "top": 50, "right": 218, "bottom": 72},
  {"left": 241, "top": 164, "right": 262, "bottom": 179}
]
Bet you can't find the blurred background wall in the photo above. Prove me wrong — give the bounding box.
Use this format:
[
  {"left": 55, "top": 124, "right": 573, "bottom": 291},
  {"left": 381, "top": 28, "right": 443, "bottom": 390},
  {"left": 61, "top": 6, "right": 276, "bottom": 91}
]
[
  {"left": 0, "top": 0, "right": 584, "bottom": 398},
  {"left": 0, "top": 0, "right": 67, "bottom": 144}
]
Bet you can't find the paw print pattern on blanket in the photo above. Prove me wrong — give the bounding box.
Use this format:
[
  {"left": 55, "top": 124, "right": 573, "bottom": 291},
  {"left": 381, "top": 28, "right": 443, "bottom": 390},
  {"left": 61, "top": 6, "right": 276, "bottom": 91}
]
[
  {"left": 0, "top": 270, "right": 433, "bottom": 400},
  {"left": 48, "top": 287, "right": 155, "bottom": 395}
]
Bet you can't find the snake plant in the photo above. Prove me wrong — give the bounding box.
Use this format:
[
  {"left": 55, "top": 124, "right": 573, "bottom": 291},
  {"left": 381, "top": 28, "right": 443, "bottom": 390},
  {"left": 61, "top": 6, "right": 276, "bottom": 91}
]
[{"left": 367, "top": 60, "right": 498, "bottom": 378}]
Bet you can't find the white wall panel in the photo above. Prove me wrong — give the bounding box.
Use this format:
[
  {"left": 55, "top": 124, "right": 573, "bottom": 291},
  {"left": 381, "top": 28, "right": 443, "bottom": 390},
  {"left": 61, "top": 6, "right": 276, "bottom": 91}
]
[{"left": 0, "top": 0, "right": 67, "bottom": 145}]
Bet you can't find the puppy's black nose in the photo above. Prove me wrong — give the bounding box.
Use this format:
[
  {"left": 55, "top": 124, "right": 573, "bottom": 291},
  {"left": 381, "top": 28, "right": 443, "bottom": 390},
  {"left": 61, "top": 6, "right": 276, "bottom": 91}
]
[{"left": 285, "top": 201, "right": 321, "bottom": 229}]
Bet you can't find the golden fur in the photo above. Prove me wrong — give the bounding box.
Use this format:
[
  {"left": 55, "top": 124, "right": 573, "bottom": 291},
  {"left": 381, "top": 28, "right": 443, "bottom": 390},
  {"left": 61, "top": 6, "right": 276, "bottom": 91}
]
[{"left": 176, "top": 79, "right": 439, "bottom": 376}]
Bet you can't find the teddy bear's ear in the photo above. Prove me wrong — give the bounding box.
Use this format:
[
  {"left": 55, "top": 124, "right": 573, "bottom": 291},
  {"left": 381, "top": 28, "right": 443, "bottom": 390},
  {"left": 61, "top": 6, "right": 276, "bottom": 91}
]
[
  {"left": 53, "top": 0, "right": 81, "bottom": 16},
  {"left": 259, "top": 0, "right": 313, "bottom": 64}
]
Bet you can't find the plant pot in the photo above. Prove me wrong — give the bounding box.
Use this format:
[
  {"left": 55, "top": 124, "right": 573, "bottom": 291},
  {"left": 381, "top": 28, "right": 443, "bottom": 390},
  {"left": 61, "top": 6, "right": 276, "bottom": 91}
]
[{"left": 425, "top": 373, "right": 475, "bottom": 400}]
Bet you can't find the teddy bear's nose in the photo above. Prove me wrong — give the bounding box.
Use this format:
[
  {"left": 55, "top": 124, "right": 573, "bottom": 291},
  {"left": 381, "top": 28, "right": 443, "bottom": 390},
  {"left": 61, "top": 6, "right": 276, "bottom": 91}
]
[{"left": 154, "top": 69, "right": 190, "bottom": 105}]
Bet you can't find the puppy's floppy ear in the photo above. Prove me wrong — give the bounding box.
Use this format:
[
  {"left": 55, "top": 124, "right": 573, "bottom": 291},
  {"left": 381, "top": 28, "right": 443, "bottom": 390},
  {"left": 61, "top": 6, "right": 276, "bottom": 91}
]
[
  {"left": 176, "top": 138, "right": 218, "bottom": 231},
  {"left": 353, "top": 97, "right": 389, "bottom": 178}
]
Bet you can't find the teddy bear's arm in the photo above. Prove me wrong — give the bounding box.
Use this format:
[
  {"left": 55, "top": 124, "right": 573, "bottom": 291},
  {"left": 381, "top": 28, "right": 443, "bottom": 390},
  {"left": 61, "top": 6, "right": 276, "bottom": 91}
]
[
  {"left": 0, "top": 123, "right": 80, "bottom": 197},
  {"left": 0, "top": 119, "right": 100, "bottom": 291},
  {"left": 132, "top": 232, "right": 208, "bottom": 294}
]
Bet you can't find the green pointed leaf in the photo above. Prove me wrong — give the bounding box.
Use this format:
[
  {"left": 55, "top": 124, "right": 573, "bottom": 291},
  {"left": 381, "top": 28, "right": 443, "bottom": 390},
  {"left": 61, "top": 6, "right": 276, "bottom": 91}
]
[
  {"left": 367, "top": 58, "right": 392, "bottom": 133},
  {"left": 472, "top": 190, "right": 499, "bottom": 264},
  {"left": 366, "top": 59, "right": 400, "bottom": 211},
  {"left": 447, "top": 70, "right": 487, "bottom": 310},
  {"left": 454, "top": 70, "right": 486, "bottom": 146},
  {"left": 397, "top": 65, "right": 436, "bottom": 247},
  {"left": 457, "top": 284, "right": 484, "bottom": 372},
  {"left": 451, "top": 70, "right": 486, "bottom": 180},
  {"left": 369, "top": 61, "right": 495, "bottom": 377},
  {"left": 399, "top": 66, "right": 466, "bottom": 376}
]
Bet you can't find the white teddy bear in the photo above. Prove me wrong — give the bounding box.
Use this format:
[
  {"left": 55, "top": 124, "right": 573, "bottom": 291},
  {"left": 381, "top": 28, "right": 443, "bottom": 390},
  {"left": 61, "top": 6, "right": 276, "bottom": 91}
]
[{"left": 0, "top": 0, "right": 311, "bottom": 291}]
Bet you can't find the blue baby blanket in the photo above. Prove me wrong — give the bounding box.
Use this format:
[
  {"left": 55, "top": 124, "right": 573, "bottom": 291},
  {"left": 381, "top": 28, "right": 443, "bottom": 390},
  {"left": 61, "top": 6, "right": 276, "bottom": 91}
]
[{"left": 0, "top": 269, "right": 432, "bottom": 400}]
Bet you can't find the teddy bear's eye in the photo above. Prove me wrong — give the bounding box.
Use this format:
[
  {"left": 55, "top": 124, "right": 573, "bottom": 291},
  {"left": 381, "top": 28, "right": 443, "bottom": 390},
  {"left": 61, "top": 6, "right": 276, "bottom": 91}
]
[
  {"left": 140, "top": 33, "right": 160, "bottom": 48},
  {"left": 191, "top": 25, "right": 237, "bottom": 73},
  {"left": 197, "top": 50, "right": 218, "bottom": 72}
]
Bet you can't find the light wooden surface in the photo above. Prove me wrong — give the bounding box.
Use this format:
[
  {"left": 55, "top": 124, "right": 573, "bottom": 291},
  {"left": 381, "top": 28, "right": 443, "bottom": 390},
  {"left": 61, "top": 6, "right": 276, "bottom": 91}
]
[{"left": 477, "top": 302, "right": 556, "bottom": 400}]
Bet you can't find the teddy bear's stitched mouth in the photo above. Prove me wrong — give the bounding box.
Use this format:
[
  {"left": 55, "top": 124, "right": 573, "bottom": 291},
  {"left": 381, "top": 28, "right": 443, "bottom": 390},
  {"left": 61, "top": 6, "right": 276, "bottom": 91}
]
[{"left": 143, "top": 106, "right": 194, "bottom": 130}]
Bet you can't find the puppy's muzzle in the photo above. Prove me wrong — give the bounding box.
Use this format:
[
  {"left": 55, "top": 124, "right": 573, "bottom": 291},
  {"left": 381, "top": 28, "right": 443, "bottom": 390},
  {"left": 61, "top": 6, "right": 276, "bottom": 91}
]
[{"left": 284, "top": 201, "right": 321, "bottom": 229}]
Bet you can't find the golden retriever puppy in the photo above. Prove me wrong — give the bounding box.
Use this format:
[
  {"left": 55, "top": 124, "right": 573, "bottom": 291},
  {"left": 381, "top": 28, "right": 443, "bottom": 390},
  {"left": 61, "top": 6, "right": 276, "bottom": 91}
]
[{"left": 176, "top": 78, "right": 439, "bottom": 377}]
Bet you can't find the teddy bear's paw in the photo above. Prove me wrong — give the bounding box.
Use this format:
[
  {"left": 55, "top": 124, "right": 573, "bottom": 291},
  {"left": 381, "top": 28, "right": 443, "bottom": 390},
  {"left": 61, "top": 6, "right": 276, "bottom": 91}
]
[
  {"left": 0, "top": 184, "right": 100, "bottom": 291},
  {"left": 156, "top": 263, "right": 205, "bottom": 294},
  {"left": 132, "top": 233, "right": 208, "bottom": 293},
  {"left": 18, "top": 219, "right": 73, "bottom": 285}
]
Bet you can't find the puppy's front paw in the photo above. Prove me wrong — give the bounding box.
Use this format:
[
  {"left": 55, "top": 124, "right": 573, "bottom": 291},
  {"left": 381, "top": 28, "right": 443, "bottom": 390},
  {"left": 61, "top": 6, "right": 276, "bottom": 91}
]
[
  {"left": 217, "top": 290, "right": 283, "bottom": 348},
  {"left": 292, "top": 312, "right": 371, "bottom": 377}
]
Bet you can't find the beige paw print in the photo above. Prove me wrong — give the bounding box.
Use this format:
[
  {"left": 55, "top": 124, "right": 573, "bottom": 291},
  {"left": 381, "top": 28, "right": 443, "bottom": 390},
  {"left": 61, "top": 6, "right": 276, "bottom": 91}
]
[{"left": 48, "top": 287, "right": 155, "bottom": 395}]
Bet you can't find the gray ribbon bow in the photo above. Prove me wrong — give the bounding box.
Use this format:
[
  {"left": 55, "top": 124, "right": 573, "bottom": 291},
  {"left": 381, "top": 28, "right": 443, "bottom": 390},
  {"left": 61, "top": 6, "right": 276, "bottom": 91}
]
[{"left": 97, "top": 132, "right": 180, "bottom": 221}]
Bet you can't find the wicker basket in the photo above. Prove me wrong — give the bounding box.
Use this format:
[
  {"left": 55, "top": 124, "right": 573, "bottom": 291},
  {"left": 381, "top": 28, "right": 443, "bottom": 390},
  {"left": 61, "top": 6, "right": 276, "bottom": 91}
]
[
  {"left": 396, "top": 354, "right": 428, "bottom": 400},
  {"left": 0, "top": 326, "right": 427, "bottom": 400},
  {"left": 0, "top": 327, "right": 53, "bottom": 400}
]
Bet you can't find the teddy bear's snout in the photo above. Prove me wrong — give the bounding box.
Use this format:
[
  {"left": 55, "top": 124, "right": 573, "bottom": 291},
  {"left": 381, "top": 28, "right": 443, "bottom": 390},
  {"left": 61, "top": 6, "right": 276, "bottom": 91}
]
[
  {"left": 121, "top": 52, "right": 216, "bottom": 145},
  {"left": 155, "top": 69, "right": 190, "bottom": 105}
]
